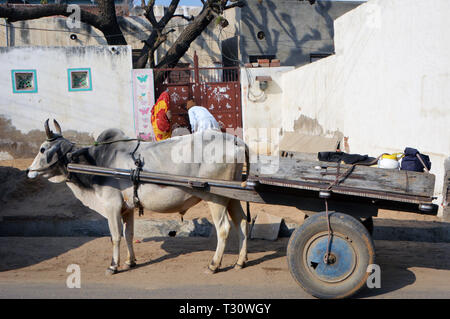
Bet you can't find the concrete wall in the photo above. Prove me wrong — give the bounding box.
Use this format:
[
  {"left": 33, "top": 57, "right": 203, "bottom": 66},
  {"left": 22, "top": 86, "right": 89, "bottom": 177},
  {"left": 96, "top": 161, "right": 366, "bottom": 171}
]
[
  {"left": 238, "top": 0, "right": 363, "bottom": 67},
  {"left": 0, "top": 46, "right": 134, "bottom": 159},
  {"left": 0, "top": 17, "right": 108, "bottom": 47},
  {"left": 240, "top": 66, "right": 294, "bottom": 155},
  {"left": 278, "top": 0, "right": 450, "bottom": 207}
]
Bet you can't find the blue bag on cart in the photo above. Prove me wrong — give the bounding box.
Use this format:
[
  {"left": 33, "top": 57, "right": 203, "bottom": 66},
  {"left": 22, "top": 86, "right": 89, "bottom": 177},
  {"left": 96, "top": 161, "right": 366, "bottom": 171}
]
[{"left": 400, "top": 147, "right": 431, "bottom": 172}]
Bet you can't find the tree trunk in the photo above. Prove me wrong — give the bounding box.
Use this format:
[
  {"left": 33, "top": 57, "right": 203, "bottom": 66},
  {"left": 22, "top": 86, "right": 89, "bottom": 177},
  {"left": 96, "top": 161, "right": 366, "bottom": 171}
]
[
  {"left": 101, "top": 23, "right": 128, "bottom": 45},
  {"left": 95, "top": 0, "right": 127, "bottom": 45},
  {"left": 134, "top": 31, "right": 159, "bottom": 69}
]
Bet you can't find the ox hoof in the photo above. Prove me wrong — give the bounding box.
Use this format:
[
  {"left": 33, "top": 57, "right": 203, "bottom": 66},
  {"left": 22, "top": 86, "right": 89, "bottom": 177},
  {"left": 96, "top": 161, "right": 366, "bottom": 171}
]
[
  {"left": 234, "top": 262, "right": 246, "bottom": 270},
  {"left": 105, "top": 267, "right": 118, "bottom": 276},
  {"left": 123, "top": 262, "right": 137, "bottom": 271},
  {"left": 204, "top": 265, "right": 218, "bottom": 275}
]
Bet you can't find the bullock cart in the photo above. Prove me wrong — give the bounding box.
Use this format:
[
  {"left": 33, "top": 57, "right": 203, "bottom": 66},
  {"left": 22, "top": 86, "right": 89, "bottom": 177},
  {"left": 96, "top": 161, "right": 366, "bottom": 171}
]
[{"left": 67, "top": 151, "right": 437, "bottom": 299}]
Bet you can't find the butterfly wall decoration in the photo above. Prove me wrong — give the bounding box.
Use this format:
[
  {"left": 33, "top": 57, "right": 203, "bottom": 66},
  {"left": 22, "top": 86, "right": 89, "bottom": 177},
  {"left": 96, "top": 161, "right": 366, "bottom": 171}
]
[
  {"left": 139, "top": 107, "right": 150, "bottom": 115},
  {"left": 137, "top": 75, "right": 148, "bottom": 83}
]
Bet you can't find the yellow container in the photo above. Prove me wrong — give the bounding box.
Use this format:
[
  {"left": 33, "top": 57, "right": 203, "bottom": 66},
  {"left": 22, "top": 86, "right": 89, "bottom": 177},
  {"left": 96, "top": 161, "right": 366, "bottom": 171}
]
[
  {"left": 382, "top": 153, "right": 404, "bottom": 160},
  {"left": 378, "top": 153, "right": 404, "bottom": 169}
]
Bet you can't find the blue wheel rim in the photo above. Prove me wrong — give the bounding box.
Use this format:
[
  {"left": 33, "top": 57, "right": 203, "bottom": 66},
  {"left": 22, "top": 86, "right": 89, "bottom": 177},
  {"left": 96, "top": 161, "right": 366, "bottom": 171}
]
[{"left": 304, "top": 232, "right": 357, "bottom": 283}]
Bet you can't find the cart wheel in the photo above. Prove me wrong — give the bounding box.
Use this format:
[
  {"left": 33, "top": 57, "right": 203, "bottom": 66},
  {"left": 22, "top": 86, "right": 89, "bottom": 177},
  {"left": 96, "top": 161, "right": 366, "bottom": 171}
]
[{"left": 287, "top": 212, "right": 375, "bottom": 299}]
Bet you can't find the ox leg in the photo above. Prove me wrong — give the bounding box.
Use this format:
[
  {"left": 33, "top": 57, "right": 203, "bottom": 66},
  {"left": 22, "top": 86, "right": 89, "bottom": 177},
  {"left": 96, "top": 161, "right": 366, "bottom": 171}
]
[
  {"left": 227, "top": 199, "right": 248, "bottom": 269},
  {"left": 106, "top": 211, "right": 122, "bottom": 275},
  {"left": 206, "top": 199, "right": 231, "bottom": 274},
  {"left": 122, "top": 210, "right": 136, "bottom": 270}
]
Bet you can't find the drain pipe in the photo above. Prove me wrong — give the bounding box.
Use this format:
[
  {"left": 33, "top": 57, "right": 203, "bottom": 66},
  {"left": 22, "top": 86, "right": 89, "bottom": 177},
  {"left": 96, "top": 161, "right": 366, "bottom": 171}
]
[{"left": 4, "top": 19, "right": 9, "bottom": 47}]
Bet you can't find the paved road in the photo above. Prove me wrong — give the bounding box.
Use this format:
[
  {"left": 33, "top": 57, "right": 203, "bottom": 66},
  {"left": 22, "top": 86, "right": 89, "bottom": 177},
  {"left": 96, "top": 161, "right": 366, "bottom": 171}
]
[
  {"left": 0, "top": 282, "right": 309, "bottom": 299},
  {"left": 0, "top": 237, "right": 449, "bottom": 299}
]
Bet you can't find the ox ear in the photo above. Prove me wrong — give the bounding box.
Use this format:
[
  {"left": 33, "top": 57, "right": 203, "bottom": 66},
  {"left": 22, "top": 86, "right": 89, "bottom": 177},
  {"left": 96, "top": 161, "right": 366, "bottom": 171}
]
[
  {"left": 44, "top": 119, "right": 55, "bottom": 140},
  {"left": 53, "top": 119, "right": 62, "bottom": 136}
]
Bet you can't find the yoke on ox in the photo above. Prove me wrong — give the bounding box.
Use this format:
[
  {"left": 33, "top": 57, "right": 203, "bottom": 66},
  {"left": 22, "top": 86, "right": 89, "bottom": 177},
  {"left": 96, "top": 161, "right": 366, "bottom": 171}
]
[{"left": 27, "top": 119, "right": 249, "bottom": 275}]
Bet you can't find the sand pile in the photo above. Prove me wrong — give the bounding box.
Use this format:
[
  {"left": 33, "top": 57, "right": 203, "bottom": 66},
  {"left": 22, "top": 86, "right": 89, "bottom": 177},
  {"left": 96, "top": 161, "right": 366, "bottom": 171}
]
[{"left": 0, "top": 166, "right": 97, "bottom": 219}]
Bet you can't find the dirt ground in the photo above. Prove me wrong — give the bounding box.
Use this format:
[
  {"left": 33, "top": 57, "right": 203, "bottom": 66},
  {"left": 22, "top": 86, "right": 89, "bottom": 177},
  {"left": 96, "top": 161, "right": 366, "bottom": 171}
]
[{"left": 0, "top": 236, "right": 449, "bottom": 299}]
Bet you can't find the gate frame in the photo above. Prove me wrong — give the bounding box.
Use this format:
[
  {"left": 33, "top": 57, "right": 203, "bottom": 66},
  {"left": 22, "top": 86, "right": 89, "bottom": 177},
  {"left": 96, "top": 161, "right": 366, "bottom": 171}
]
[{"left": 154, "top": 52, "right": 242, "bottom": 132}]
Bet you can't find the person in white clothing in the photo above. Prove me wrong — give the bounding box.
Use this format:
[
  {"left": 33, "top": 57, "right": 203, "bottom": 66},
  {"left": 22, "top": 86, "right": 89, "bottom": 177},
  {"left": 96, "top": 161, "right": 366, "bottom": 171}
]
[{"left": 186, "top": 99, "right": 221, "bottom": 133}]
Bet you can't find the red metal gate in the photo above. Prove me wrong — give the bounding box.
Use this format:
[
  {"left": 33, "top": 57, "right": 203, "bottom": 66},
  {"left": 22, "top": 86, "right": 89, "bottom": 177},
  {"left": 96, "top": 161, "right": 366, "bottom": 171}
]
[{"left": 154, "top": 53, "right": 241, "bottom": 134}]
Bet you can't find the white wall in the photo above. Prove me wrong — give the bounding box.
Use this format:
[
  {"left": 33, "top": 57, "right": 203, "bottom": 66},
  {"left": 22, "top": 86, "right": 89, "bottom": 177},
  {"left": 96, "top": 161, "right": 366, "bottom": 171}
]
[
  {"left": 0, "top": 46, "right": 134, "bottom": 139},
  {"left": 279, "top": 0, "right": 450, "bottom": 207},
  {"left": 240, "top": 66, "right": 294, "bottom": 155}
]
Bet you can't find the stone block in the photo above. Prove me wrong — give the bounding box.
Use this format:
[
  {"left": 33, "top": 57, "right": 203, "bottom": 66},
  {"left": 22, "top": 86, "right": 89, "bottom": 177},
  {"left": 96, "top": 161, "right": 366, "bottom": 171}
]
[{"left": 250, "top": 211, "right": 283, "bottom": 241}]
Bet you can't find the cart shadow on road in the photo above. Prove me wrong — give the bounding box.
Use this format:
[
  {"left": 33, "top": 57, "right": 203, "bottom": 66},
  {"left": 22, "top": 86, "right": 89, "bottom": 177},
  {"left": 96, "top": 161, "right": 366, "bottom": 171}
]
[
  {"left": 131, "top": 234, "right": 288, "bottom": 273},
  {"left": 133, "top": 234, "right": 450, "bottom": 298},
  {"left": 356, "top": 240, "right": 450, "bottom": 298}
]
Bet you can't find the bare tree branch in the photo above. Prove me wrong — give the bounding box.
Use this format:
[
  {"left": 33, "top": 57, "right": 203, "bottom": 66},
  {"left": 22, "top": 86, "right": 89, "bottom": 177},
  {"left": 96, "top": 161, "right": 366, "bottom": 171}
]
[
  {"left": 143, "top": 0, "right": 158, "bottom": 27},
  {"left": 224, "top": 0, "right": 245, "bottom": 10},
  {"left": 155, "top": 28, "right": 175, "bottom": 47},
  {"left": 172, "top": 14, "right": 195, "bottom": 22},
  {"left": 163, "top": 28, "right": 176, "bottom": 36},
  {"left": 158, "top": 0, "right": 181, "bottom": 27}
]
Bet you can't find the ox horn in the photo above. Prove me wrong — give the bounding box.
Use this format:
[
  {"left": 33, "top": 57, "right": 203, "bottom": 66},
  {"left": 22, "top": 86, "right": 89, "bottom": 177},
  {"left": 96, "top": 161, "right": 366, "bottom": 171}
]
[
  {"left": 44, "top": 119, "right": 55, "bottom": 140},
  {"left": 53, "top": 119, "right": 62, "bottom": 136}
]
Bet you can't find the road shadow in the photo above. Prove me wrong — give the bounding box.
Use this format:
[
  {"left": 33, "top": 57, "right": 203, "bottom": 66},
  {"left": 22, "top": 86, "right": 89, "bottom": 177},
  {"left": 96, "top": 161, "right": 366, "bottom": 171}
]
[
  {"left": 136, "top": 227, "right": 288, "bottom": 273},
  {"left": 137, "top": 221, "right": 450, "bottom": 299},
  {"left": 372, "top": 218, "right": 450, "bottom": 243},
  {"left": 0, "top": 237, "right": 95, "bottom": 272},
  {"left": 356, "top": 240, "right": 450, "bottom": 298}
]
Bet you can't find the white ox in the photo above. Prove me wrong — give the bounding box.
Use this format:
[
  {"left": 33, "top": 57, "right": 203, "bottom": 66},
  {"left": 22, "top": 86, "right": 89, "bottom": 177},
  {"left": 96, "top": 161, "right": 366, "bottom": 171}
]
[{"left": 27, "top": 120, "right": 248, "bottom": 275}]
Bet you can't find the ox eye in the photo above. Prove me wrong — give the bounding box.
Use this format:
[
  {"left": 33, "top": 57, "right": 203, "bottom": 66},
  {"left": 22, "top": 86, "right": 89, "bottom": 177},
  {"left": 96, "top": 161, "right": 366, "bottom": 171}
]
[{"left": 40, "top": 148, "right": 45, "bottom": 154}]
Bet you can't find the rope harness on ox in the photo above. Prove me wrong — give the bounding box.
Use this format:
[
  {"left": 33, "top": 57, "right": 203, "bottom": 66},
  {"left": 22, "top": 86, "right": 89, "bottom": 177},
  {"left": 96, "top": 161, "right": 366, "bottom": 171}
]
[
  {"left": 130, "top": 140, "right": 145, "bottom": 217},
  {"left": 62, "top": 137, "right": 146, "bottom": 216}
]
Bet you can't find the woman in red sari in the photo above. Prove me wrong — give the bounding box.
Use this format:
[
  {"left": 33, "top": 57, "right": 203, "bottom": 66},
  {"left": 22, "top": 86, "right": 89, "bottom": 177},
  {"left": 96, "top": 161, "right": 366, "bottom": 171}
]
[{"left": 151, "top": 91, "right": 172, "bottom": 141}]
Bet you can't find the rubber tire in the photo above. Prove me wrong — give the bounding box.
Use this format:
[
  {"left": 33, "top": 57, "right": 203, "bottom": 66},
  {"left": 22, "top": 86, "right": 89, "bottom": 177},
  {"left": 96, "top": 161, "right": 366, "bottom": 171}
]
[{"left": 287, "top": 212, "right": 375, "bottom": 299}]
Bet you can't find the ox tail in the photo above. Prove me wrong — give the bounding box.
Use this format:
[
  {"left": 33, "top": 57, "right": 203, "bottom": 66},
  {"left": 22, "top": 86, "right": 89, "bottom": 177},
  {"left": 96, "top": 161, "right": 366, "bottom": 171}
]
[
  {"left": 232, "top": 134, "right": 251, "bottom": 223},
  {"left": 243, "top": 141, "right": 251, "bottom": 223},
  {"left": 244, "top": 141, "right": 250, "bottom": 181},
  {"left": 241, "top": 137, "right": 251, "bottom": 223}
]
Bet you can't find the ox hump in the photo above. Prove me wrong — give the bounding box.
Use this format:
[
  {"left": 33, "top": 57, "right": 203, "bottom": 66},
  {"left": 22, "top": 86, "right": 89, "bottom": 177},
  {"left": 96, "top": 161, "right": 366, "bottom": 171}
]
[{"left": 96, "top": 129, "right": 128, "bottom": 143}]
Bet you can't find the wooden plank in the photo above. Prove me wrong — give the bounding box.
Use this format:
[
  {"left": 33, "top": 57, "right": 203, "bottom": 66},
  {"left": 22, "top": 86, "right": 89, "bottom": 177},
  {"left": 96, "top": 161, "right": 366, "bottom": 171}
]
[{"left": 250, "top": 155, "right": 435, "bottom": 198}]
